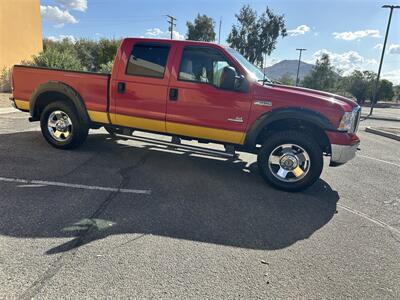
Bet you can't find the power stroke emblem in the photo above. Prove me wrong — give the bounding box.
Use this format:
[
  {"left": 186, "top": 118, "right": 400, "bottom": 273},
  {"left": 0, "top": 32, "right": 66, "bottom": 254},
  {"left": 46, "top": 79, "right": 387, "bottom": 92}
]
[{"left": 254, "top": 100, "right": 272, "bottom": 107}]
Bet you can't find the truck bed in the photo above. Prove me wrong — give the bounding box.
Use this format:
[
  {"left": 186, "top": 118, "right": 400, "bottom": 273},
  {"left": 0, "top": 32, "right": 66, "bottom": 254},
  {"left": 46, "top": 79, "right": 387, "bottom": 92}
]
[{"left": 12, "top": 65, "right": 110, "bottom": 116}]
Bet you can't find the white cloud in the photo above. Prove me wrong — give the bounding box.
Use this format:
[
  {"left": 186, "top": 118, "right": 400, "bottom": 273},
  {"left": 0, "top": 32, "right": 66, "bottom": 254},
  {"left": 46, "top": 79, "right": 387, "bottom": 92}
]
[
  {"left": 145, "top": 28, "right": 184, "bottom": 40},
  {"left": 40, "top": 5, "right": 78, "bottom": 27},
  {"left": 312, "top": 49, "right": 377, "bottom": 75},
  {"left": 333, "top": 29, "right": 380, "bottom": 41},
  {"left": 55, "top": 0, "right": 87, "bottom": 12},
  {"left": 287, "top": 25, "right": 310, "bottom": 36},
  {"left": 374, "top": 43, "right": 383, "bottom": 50},
  {"left": 382, "top": 69, "right": 400, "bottom": 85},
  {"left": 46, "top": 35, "right": 76, "bottom": 43},
  {"left": 389, "top": 44, "right": 400, "bottom": 55}
]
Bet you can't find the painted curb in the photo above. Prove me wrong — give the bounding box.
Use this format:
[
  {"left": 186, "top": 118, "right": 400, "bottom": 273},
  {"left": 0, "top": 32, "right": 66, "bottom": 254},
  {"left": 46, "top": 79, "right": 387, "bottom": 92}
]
[{"left": 365, "top": 127, "right": 400, "bottom": 141}]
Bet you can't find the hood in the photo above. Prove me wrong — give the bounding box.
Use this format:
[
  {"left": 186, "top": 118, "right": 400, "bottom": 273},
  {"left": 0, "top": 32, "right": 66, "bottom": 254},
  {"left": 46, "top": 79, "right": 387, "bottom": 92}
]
[{"left": 262, "top": 84, "right": 358, "bottom": 111}]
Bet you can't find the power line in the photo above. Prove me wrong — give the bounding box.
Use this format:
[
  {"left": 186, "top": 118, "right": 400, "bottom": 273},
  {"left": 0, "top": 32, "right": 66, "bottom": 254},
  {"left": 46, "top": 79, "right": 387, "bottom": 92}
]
[
  {"left": 295, "top": 48, "right": 306, "bottom": 86},
  {"left": 369, "top": 4, "right": 400, "bottom": 116},
  {"left": 166, "top": 15, "right": 177, "bottom": 40}
]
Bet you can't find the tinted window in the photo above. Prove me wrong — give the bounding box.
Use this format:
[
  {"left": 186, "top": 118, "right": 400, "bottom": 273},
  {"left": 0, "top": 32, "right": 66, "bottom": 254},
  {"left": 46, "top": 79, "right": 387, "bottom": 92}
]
[
  {"left": 179, "top": 47, "right": 235, "bottom": 87},
  {"left": 126, "top": 44, "right": 170, "bottom": 78}
]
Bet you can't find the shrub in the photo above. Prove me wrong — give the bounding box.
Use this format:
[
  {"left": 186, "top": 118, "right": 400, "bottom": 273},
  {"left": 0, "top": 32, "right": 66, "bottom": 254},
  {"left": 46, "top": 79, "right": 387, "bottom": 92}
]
[
  {"left": 30, "top": 48, "right": 83, "bottom": 70},
  {"left": 99, "top": 61, "right": 113, "bottom": 74},
  {"left": 0, "top": 68, "right": 11, "bottom": 92}
]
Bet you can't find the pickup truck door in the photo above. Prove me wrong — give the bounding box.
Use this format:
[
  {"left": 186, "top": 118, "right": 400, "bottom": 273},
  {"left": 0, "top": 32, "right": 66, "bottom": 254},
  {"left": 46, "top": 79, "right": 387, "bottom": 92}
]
[
  {"left": 166, "top": 45, "right": 251, "bottom": 145},
  {"left": 111, "top": 41, "right": 174, "bottom": 132}
]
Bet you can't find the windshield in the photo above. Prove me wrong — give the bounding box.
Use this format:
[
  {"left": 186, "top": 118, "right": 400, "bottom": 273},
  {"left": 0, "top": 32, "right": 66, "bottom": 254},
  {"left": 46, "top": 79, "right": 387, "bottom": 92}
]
[{"left": 225, "top": 47, "right": 272, "bottom": 83}]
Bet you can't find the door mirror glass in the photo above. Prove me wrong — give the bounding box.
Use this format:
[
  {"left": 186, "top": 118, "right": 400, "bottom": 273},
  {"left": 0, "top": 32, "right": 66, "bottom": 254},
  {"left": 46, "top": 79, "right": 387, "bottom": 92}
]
[{"left": 219, "top": 66, "right": 236, "bottom": 90}]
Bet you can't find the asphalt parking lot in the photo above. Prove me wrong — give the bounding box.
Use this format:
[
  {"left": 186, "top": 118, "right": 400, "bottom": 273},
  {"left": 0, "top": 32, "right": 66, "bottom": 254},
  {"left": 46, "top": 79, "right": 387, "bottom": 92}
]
[{"left": 0, "top": 95, "right": 399, "bottom": 299}]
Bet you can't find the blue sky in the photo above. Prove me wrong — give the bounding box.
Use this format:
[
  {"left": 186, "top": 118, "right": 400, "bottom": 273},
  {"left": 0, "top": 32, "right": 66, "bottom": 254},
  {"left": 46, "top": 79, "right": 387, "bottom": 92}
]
[{"left": 40, "top": 0, "right": 400, "bottom": 84}]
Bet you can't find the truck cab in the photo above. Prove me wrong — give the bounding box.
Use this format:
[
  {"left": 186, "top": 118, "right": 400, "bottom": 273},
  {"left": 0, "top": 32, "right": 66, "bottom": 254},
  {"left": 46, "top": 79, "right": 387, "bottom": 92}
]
[{"left": 11, "top": 38, "right": 361, "bottom": 191}]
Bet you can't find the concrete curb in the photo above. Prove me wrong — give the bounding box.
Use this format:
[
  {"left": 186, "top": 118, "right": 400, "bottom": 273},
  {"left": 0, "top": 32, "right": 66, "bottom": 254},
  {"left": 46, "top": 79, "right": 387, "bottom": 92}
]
[
  {"left": 361, "top": 115, "right": 400, "bottom": 122},
  {"left": 365, "top": 127, "right": 400, "bottom": 141}
]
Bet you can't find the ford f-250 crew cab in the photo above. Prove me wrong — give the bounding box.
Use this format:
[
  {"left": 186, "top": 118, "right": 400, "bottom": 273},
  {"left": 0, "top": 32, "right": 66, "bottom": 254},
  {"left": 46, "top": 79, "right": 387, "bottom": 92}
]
[{"left": 10, "top": 38, "right": 360, "bottom": 191}]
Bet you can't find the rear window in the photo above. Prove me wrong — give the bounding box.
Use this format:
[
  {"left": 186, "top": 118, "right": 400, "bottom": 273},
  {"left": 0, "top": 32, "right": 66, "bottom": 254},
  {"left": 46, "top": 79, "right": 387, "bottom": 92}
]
[{"left": 126, "top": 44, "right": 170, "bottom": 78}]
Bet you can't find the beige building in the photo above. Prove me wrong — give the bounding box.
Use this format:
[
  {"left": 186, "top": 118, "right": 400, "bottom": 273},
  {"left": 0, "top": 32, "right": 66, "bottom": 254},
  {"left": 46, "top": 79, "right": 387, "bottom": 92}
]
[{"left": 0, "top": 0, "right": 43, "bottom": 70}]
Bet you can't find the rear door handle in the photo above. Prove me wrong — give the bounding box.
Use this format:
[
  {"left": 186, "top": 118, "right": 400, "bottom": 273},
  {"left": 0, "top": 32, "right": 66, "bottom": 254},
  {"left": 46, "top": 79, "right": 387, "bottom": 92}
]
[
  {"left": 117, "top": 82, "right": 125, "bottom": 94},
  {"left": 169, "top": 88, "right": 178, "bottom": 101}
]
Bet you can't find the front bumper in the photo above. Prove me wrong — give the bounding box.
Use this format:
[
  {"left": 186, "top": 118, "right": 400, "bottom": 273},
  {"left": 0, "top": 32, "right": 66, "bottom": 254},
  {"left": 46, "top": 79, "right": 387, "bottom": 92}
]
[{"left": 330, "top": 142, "right": 359, "bottom": 165}]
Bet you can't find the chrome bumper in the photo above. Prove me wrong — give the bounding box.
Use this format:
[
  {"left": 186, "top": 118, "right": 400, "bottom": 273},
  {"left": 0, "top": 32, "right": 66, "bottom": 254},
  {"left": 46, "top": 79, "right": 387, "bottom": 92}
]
[{"left": 330, "top": 143, "right": 359, "bottom": 165}]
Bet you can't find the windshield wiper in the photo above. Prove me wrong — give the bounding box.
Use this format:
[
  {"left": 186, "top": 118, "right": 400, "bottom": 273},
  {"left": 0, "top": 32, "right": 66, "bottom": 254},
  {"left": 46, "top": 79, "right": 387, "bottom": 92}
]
[{"left": 258, "top": 78, "right": 274, "bottom": 86}]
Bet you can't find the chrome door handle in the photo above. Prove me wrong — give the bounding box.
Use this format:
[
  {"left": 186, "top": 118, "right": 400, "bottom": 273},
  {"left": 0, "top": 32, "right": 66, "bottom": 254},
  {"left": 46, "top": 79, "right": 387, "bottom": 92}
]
[{"left": 227, "top": 117, "right": 243, "bottom": 123}]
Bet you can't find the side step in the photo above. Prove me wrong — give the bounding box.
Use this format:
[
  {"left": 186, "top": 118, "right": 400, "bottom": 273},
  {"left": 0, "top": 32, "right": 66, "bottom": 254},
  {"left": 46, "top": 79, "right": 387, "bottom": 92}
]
[{"left": 114, "top": 133, "right": 237, "bottom": 158}]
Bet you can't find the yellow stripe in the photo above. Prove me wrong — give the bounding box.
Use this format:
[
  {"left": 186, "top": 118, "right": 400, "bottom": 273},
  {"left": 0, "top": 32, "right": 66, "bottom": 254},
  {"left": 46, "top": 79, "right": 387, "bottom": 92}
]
[
  {"left": 88, "top": 110, "right": 110, "bottom": 124},
  {"left": 97, "top": 112, "right": 246, "bottom": 145},
  {"left": 15, "top": 100, "right": 29, "bottom": 111},
  {"left": 110, "top": 113, "right": 166, "bottom": 133},
  {"left": 166, "top": 121, "right": 245, "bottom": 144}
]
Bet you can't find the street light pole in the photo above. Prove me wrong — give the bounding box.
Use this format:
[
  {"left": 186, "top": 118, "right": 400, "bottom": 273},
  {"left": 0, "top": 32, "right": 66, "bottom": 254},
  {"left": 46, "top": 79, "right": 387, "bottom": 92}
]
[
  {"left": 369, "top": 5, "right": 400, "bottom": 115},
  {"left": 295, "top": 48, "right": 306, "bottom": 86}
]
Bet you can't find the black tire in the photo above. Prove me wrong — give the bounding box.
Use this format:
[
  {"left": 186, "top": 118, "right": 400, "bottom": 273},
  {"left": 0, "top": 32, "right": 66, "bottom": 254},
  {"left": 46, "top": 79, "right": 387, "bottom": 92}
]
[
  {"left": 257, "top": 130, "right": 323, "bottom": 192},
  {"left": 40, "top": 101, "right": 88, "bottom": 149}
]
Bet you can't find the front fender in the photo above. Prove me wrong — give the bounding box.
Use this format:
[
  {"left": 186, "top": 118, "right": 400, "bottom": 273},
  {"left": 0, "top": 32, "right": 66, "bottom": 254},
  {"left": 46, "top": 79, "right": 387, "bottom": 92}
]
[{"left": 245, "top": 107, "right": 336, "bottom": 147}]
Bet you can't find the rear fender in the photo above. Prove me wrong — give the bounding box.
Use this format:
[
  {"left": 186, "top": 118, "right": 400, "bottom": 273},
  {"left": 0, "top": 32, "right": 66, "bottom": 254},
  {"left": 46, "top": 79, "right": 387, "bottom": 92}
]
[{"left": 29, "top": 81, "right": 90, "bottom": 124}]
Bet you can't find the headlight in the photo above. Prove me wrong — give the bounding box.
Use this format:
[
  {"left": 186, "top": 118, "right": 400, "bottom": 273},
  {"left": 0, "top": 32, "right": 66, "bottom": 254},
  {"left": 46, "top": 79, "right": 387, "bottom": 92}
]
[
  {"left": 338, "top": 112, "right": 353, "bottom": 132},
  {"left": 338, "top": 107, "right": 361, "bottom": 133}
]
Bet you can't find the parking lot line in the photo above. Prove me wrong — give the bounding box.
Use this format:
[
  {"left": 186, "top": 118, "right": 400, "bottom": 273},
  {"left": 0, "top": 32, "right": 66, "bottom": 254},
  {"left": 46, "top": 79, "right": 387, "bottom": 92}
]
[
  {"left": 0, "top": 176, "right": 151, "bottom": 194},
  {"left": 338, "top": 203, "right": 400, "bottom": 236},
  {"left": 358, "top": 155, "right": 400, "bottom": 168}
]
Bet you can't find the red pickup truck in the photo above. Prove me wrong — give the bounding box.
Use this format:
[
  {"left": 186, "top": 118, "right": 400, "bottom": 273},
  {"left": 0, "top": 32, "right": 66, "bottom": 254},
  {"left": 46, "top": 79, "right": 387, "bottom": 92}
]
[{"left": 11, "top": 38, "right": 360, "bottom": 191}]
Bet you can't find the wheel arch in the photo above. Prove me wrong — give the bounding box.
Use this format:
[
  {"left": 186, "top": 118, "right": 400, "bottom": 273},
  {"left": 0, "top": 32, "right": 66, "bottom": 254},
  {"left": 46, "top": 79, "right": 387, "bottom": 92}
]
[
  {"left": 245, "top": 108, "right": 334, "bottom": 153},
  {"left": 29, "top": 81, "right": 90, "bottom": 125}
]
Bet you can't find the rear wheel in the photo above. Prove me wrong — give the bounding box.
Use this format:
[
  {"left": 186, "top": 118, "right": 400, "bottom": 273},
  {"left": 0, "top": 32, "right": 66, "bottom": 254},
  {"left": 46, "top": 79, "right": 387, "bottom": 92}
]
[
  {"left": 257, "top": 130, "right": 323, "bottom": 192},
  {"left": 40, "top": 101, "right": 88, "bottom": 149}
]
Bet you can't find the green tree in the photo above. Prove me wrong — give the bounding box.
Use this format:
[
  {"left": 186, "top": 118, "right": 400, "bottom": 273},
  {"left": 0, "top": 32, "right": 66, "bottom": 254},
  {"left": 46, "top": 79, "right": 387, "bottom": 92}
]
[
  {"left": 376, "top": 79, "right": 394, "bottom": 101},
  {"left": 227, "top": 5, "right": 286, "bottom": 67},
  {"left": 96, "top": 38, "right": 121, "bottom": 68},
  {"left": 341, "top": 70, "right": 370, "bottom": 104},
  {"left": 277, "top": 73, "right": 295, "bottom": 85},
  {"left": 302, "top": 54, "right": 338, "bottom": 92},
  {"left": 186, "top": 14, "right": 216, "bottom": 42},
  {"left": 74, "top": 39, "right": 99, "bottom": 71}
]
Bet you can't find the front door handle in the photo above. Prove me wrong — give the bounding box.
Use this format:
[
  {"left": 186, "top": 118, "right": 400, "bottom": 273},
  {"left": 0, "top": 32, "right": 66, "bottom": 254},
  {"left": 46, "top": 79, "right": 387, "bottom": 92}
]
[
  {"left": 169, "top": 88, "right": 178, "bottom": 101},
  {"left": 117, "top": 82, "right": 125, "bottom": 94}
]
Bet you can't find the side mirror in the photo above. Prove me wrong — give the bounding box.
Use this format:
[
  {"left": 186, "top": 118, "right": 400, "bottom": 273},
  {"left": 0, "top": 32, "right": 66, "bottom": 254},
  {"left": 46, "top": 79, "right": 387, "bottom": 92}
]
[
  {"left": 235, "top": 74, "right": 249, "bottom": 93},
  {"left": 220, "top": 66, "right": 248, "bottom": 92},
  {"left": 220, "top": 66, "right": 236, "bottom": 90}
]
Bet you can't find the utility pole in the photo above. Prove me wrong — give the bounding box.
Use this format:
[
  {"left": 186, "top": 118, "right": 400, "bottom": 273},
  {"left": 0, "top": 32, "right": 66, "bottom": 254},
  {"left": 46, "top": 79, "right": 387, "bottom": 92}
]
[
  {"left": 369, "top": 5, "right": 400, "bottom": 115},
  {"left": 295, "top": 48, "right": 306, "bottom": 86},
  {"left": 218, "top": 18, "right": 222, "bottom": 44},
  {"left": 166, "top": 15, "right": 177, "bottom": 39}
]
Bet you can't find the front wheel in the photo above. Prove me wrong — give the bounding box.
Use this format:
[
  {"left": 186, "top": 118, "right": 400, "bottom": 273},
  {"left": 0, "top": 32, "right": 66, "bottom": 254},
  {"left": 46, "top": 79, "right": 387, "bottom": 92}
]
[
  {"left": 257, "top": 130, "right": 323, "bottom": 192},
  {"left": 40, "top": 101, "right": 88, "bottom": 149}
]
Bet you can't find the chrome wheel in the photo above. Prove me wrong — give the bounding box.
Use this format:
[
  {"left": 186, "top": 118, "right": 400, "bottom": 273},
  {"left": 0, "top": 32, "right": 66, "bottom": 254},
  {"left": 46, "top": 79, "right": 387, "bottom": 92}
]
[
  {"left": 47, "top": 110, "right": 73, "bottom": 142},
  {"left": 268, "top": 143, "right": 311, "bottom": 183}
]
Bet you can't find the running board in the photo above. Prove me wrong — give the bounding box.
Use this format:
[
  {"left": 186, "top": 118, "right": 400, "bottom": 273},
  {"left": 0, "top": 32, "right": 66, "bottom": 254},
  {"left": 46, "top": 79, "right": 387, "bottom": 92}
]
[{"left": 114, "top": 133, "right": 237, "bottom": 158}]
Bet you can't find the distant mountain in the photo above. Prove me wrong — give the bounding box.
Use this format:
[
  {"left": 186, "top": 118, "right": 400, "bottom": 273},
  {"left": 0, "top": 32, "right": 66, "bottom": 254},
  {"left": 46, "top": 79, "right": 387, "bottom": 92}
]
[{"left": 264, "top": 60, "right": 314, "bottom": 81}]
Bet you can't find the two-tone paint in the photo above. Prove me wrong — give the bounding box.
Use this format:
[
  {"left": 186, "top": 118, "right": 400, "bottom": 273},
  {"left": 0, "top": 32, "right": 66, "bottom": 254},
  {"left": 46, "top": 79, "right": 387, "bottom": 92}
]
[{"left": 11, "top": 38, "right": 360, "bottom": 152}]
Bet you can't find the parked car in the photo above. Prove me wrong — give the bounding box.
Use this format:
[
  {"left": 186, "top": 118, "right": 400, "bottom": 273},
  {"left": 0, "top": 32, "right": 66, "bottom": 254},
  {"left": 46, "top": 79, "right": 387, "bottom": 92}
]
[{"left": 10, "top": 38, "right": 360, "bottom": 191}]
